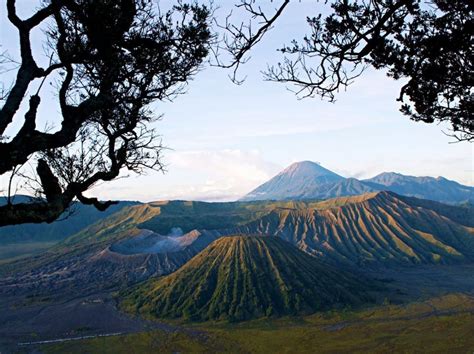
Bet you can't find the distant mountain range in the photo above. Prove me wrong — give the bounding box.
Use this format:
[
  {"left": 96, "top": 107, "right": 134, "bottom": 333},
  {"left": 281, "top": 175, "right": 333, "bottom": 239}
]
[{"left": 241, "top": 161, "right": 473, "bottom": 204}]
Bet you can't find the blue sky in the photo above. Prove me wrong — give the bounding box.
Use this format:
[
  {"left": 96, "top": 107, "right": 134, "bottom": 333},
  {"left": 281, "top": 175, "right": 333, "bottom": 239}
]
[{"left": 1, "top": 1, "right": 472, "bottom": 202}]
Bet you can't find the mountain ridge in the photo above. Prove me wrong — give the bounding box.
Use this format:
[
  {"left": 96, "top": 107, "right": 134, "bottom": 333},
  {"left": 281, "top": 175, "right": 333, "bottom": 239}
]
[
  {"left": 241, "top": 161, "right": 473, "bottom": 204},
  {"left": 2, "top": 191, "right": 472, "bottom": 300},
  {"left": 234, "top": 191, "right": 474, "bottom": 266}
]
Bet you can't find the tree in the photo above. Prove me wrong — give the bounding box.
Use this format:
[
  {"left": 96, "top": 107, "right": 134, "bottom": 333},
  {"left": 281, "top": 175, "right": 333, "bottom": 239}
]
[
  {"left": 1, "top": 1, "right": 471, "bottom": 227},
  {"left": 0, "top": 0, "right": 212, "bottom": 226},
  {"left": 218, "top": 0, "right": 473, "bottom": 141}
]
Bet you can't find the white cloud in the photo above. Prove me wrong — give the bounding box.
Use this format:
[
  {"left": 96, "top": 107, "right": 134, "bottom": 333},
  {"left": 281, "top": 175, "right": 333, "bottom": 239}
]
[
  {"left": 87, "top": 149, "right": 281, "bottom": 202},
  {"left": 161, "top": 149, "right": 281, "bottom": 201},
  {"left": 170, "top": 149, "right": 277, "bottom": 182}
]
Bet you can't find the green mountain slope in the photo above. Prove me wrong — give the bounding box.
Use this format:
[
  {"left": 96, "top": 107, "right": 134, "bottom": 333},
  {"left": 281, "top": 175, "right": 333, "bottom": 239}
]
[
  {"left": 0, "top": 203, "right": 162, "bottom": 277},
  {"left": 235, "top": 192, "right": 474, "bottom": 266},
  {"left": 123, "top": 236, "right": 375, "bottom": 322},
  {"left": 0, "top": 198, "right": 138, "bottom": 261},
  {"left": 3, "top": 192, "right": 472, "bottom": 298},
  {"left": 0, "top": 198, "right": 137, "bottom": 245}
]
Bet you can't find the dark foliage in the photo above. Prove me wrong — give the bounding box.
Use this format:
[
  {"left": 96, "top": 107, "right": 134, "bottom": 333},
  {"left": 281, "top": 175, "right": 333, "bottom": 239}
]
[
  {"left": 0, "top": 0, "right": 212, "bottom": 225},
  {"left": 1, "top": 0, "right": 471, "bottom": 227},
  {"left": 220, "top": 0, "right": 473, "bottom": 141}
]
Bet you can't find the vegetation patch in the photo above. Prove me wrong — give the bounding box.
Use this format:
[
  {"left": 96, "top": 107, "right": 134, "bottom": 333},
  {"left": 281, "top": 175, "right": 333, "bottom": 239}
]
[{"left": 122, "top": 236, "right": 376, "bottom": 322}]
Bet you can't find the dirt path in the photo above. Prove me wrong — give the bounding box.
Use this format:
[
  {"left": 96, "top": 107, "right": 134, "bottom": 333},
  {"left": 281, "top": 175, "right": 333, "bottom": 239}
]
[{"left": 18, "top": 332, "right": 125, "bottom": 346}]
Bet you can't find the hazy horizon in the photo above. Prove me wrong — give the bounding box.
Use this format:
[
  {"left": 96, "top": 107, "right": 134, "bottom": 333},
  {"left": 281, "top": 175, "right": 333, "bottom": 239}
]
[
  {"left": 94, "top": 159, "right": 474, "bottom": 203},
  {"left": 5, "top": 159, "right": 471, "bottom": 203}
]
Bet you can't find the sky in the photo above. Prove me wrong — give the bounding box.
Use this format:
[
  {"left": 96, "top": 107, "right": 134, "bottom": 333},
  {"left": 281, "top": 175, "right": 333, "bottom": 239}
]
[{"left": 1, "top": 1, "right": 473, "bottom": 202}]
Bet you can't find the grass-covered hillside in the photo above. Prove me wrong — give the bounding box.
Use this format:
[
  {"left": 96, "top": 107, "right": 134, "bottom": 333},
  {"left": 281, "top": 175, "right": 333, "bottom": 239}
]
[
  {"left": 137, "top": 199, "right": 319, "bottom": 235},
  {"left": 3, "top": 191, "right": 473, "bottom": 286},
  {"left": 42, "top": 293, "right": 474, "bottom": 353},
  {"left": 123, "top": 236, "right": 375, "bottom": 322},
  {"left": 235, "top": 191, "right": 474, "bottom": 266},
  {"left": 0, "top": 199, "right": 137, "bottom": 261},
  {"left": 0, "top": 199, "right": 319, "bottom": 271},
  {"left": 0, "top": 197, "right": 138, "bottom": 244}
]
